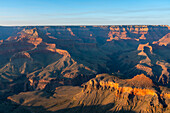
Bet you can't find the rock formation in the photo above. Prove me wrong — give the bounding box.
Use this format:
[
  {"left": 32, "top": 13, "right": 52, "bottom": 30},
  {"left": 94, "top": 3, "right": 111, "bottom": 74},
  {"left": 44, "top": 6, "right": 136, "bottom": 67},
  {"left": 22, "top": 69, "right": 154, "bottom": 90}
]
[{"left": 0, "top": 25, "right": 169, "bottom": 113}]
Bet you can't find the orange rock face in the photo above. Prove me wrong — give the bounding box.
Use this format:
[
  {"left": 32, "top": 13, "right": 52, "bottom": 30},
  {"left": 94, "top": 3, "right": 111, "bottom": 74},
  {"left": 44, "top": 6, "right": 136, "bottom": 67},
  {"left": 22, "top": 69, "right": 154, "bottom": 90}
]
[
  {"left": 27, "top": 37, "right": 42, "bottom": 47},
  {"left": 0, "top": 40, "right": 3, "bottom": 44},
  {"left": 133, "top": 88, "right": 156, "bottom": 96},
  {"left": 84, "top": 74, "right": 157, "bottom": 97},
  {"left": 67, "top": 28, "right": 75, "bottom": 36},
  {"left": 46, "top": 43, "right": 71, "bottom": 56},
  {"left": 136, "top": 64, "right": 153, "bottom": 76},
  {"left": 164, "top": 93, "right": 170, "bottom": 98},
  {"left": 153, "top": 33, "right": 170, "bottom": 46},
  {"left": 99, "top": 81, "right": 119, "bottom": 89},
  {"left": 137, "top": 43, "right": 153, "bottom": 53},
  {"left": 127, "top": 74, "right": 154, "bottom": 88},
  {"left": 6, "top": 36, "right": 18, "bottom": 41},
  {"left": 139, "top": 34, "right": 146, "bottom": 40},
  {"left": 107, "top": 25, "right": 151, "bottom": 41}
]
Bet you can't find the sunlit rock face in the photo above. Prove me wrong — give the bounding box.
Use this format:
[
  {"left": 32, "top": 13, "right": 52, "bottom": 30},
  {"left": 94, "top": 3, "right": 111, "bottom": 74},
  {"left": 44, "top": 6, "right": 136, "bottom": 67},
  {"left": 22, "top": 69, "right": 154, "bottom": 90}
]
[
  {"left": 0, "top": 26, "right": 169, "bottom": 87},
  {"left": 5, "top": 74, "right": 170, "bottom": 113},
  {"left": 0, "top": 27, "right": 97, "bottom": 96},
  {"left": 79, "top": 74, "right": 170, "bottom": 113},
  {"left": 0, "top": 25, "right": 170, "bottom": 94},
  {"left": 83, "top": 74, "right": 156, "bottom": 94},
  {"left": 0, "top": 25, "right": 169, "bottom": 113},
  {"left": 153, "top": 33, "right": 170, "bottom": 46},
  {"left": 106, "top": 25, "right": 169, "bottom": 42}
]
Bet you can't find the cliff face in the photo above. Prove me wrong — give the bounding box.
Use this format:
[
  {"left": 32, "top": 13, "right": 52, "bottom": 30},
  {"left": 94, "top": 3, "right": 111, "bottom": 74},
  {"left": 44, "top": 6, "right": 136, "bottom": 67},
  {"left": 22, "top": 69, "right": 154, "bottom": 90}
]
[
  {"left": 0, "top": 25, "right": 170, "bottom": 113},
  {"left": 0, "top": 25, "right": 170, "bottom": 92},
  {"left": 107, "top": 25, "right": 151, "bottom": 41},
  {"left": 0, "top": 27, "right": 96, "bottom": 96},
  {"left": 79, "top": 74, "right": 170, "bottom": 113},
  {"left": 6, "top": 74, "right": 170, "bottom": 113},
  {"left": 153, "top": 33, "right": 170, "bottom": 46},
  {"left": 82, "top": 74, "right": 156, "bottom": 95}
]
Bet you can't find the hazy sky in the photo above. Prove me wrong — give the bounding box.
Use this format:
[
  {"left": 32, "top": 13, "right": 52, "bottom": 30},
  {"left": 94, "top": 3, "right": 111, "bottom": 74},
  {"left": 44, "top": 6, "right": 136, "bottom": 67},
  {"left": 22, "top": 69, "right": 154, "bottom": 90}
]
[{"left": 0, "top": 0, "right": 170, "bottom": 26}]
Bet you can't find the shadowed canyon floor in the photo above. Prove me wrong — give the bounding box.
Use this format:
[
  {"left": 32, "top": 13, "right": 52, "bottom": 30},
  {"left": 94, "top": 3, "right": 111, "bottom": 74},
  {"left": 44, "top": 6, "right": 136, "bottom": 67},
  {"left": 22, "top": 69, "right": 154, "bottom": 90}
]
[{"left": 0, "top": 25, "right": 170, "bottom": 113}]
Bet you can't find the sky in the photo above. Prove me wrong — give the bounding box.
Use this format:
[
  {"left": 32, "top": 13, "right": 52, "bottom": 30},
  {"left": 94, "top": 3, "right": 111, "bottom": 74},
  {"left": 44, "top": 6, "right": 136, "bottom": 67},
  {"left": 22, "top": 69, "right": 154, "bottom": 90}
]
[{"left": 0, "top": 0, "right": 170, "bottom": 26}]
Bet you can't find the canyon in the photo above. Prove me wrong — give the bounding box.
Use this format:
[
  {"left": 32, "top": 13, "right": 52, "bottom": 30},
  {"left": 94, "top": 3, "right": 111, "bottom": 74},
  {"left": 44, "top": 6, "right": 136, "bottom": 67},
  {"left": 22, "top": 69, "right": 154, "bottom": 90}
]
[{"left": 0, "top": 25, "right": 170, "bottom": 113}]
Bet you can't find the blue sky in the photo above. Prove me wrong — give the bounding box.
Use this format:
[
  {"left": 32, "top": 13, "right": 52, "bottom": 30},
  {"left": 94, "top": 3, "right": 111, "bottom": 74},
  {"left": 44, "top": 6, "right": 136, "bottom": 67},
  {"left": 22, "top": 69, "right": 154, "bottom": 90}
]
[{"left": 0, "top": 0, "right": 170, "bottom": 26}]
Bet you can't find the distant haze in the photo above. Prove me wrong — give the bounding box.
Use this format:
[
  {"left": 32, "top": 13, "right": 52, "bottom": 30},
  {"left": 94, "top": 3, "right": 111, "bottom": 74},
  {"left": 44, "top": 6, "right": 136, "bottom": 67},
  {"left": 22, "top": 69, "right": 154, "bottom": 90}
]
[{"left": 0, "top": 0, "right": 170, "bottom": 26}]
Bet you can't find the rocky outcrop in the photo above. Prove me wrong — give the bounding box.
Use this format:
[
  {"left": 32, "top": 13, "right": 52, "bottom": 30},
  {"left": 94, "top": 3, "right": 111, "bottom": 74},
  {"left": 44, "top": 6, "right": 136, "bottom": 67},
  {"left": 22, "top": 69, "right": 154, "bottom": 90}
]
[
  {"left": 153, "top": 33, "right": 170, "bottom": 46},
  {"left": 79, "top": 74, "right": 170, "bottom": 113},
  {"left": 106, "top": 25, "right": 169, "bottom": 42},
  {"left": 0, "top": 27, "right": 97, "bottom": 96},
  {"left": 126, "top": 74, "right": 155, "bottom": 88},
  {"left": 5, "top": 74, "right": 170, "bottom": 113},
  {"left": 67, "top": 28, "right": 75, "bottom": 36},
  {"left": 82, "top": 74, "right": 156, "bottom": 95},
  {"left": 134, "top": 42, "right": 170, "bottom": 85},
  {"left": 156, "top": 61, "right": 170, "bottom": 84},
  {"left": 0, "top": 25, "right": 169, "bottom": 110}
]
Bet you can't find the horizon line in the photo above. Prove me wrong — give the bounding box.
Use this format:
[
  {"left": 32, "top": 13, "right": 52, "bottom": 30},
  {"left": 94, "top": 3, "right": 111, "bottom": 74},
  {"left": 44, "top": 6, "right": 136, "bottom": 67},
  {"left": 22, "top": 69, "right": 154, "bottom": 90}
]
[{"left": 0, "top": 24, "right": 169, "bottom": 27}]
